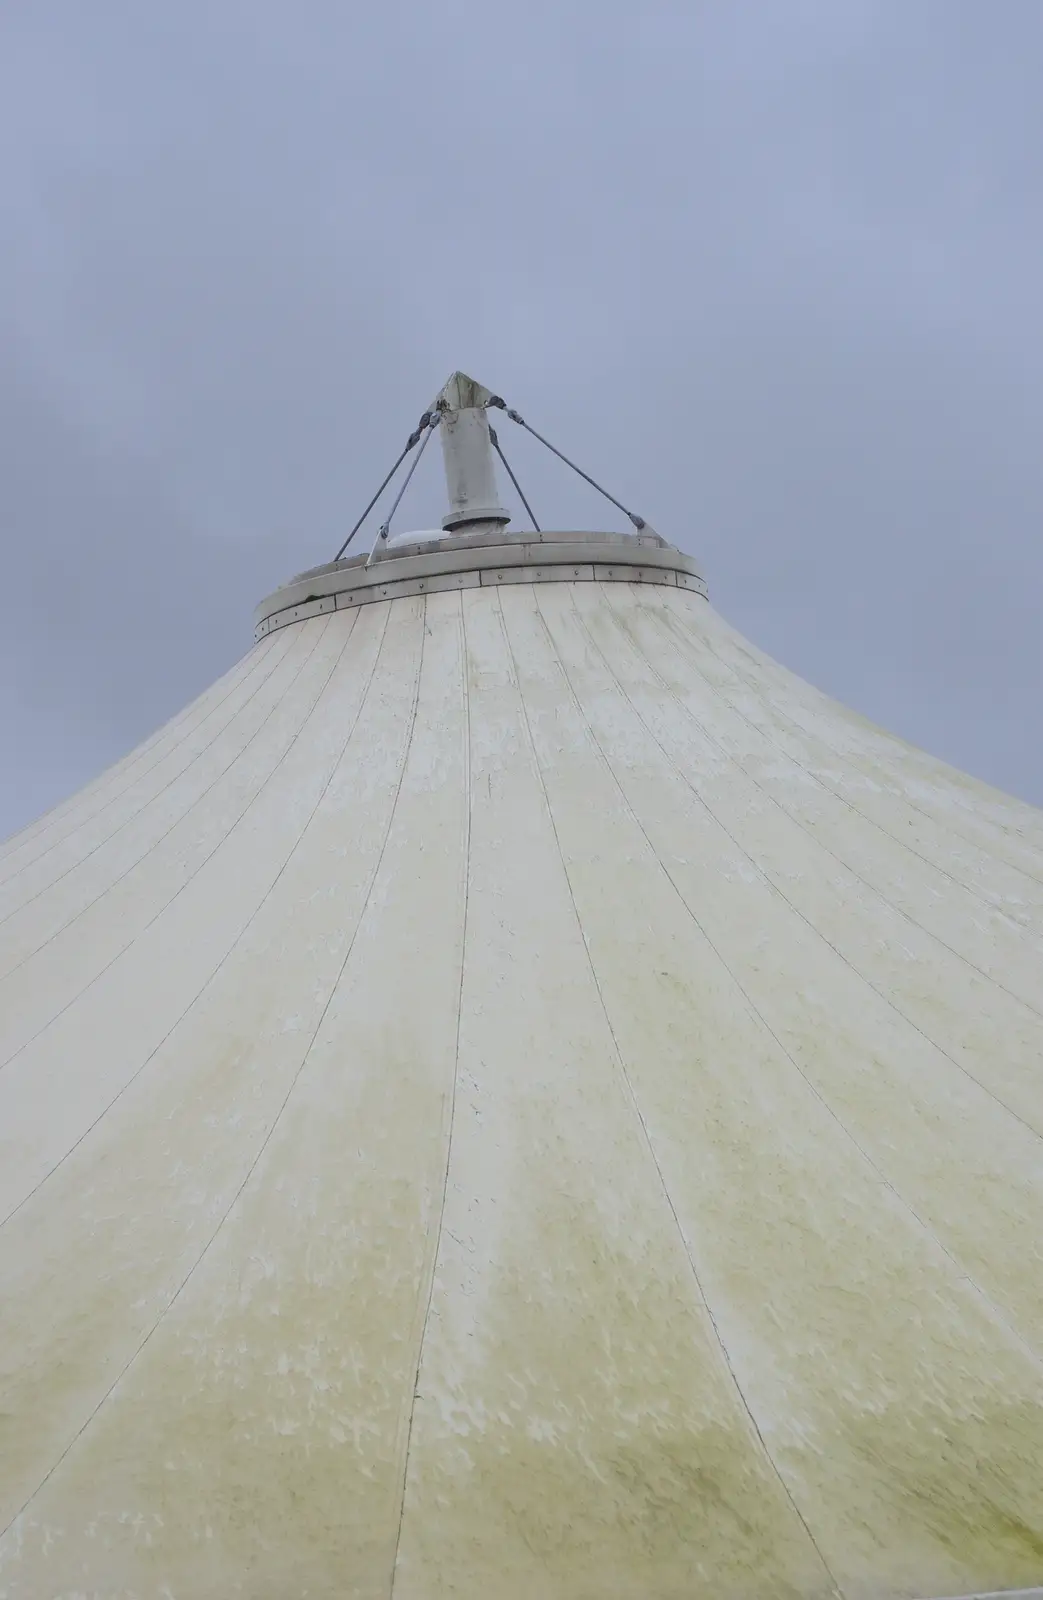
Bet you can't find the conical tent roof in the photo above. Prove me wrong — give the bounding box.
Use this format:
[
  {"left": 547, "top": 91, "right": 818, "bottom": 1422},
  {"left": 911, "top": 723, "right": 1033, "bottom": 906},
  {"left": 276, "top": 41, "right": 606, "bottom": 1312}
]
[{"left": 2, "top": 379, "right": 1043, "bottom": 1600}]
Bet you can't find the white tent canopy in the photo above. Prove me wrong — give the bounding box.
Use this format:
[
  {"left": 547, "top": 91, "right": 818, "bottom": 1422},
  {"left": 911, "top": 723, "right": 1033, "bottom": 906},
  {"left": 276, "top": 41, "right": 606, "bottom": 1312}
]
[{"left": 1, "top": 378, "right": 1042, "bottom": 1599}]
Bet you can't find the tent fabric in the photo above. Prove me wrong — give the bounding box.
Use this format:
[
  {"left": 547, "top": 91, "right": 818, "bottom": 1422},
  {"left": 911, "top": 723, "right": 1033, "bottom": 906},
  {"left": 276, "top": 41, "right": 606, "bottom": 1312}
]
[{"left": 1, "top": 580, "right": 1042, "bottom": 1598}]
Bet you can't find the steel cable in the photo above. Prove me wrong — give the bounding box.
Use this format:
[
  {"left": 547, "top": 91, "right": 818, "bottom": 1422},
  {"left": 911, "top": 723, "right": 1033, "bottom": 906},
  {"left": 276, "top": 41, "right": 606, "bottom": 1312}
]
[
  {"left": 488, "top": 423, "right": 541, "bottom": 532},
  {"left": 366, "top": 414, "right": 440, "bottom": 565},
  {"left": 334, "top": 410, "right": 439, "bottom": 561},
  {"left": 486, "top": 395, "right": 647, "bottom": 531}
]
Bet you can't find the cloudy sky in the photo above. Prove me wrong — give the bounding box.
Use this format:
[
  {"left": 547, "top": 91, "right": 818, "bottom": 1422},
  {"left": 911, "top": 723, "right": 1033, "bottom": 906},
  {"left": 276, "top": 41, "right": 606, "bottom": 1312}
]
[{"left": 1, "top": 0, "right": 1041, "bottom": 837}]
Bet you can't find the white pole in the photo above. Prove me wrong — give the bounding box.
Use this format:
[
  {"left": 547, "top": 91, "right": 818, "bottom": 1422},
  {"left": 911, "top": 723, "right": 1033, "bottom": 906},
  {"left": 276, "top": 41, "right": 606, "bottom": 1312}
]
[{"left": 436, "top": 372, "right": 510, "bottom": 536}]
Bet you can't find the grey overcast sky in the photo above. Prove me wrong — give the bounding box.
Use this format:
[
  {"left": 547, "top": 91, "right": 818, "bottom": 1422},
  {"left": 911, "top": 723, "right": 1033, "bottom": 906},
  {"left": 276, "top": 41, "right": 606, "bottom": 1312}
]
[{"left": 1, "top": 1, "right": 1041, "bottom": 838}]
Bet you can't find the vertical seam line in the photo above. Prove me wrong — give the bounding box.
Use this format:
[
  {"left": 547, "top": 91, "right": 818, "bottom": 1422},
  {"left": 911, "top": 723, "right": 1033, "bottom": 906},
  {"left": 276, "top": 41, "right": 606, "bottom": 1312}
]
[
  {"left": 568, "top": 584, "right": 1043, "bottom": 1369},
  {"left": 501, "top": 586, "right": 844, "bottom": 1598},
  {"left": 0, "top": 631, "right": 290, "bottom": 883},
  {"left": 0, "top": 630, "right": 312, "bottom": 949},
  {"left": 600, "top": 592, "right": 1043, "bottom": 1023},
  {"left": 656, "top": 592, "right": 1043, "bottom": 891},
  {"left": 0, "top": 619, "right": 334, "bottom": 1081},
  {"left": 0, "top": 600, "right": 423, "bottom": 1540},
  {"left": 0, "top": 607, "right": 377, "bottom": 1237},
  {"left": 389, "top": 590, "right": 471, "bottom": 1597}
]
